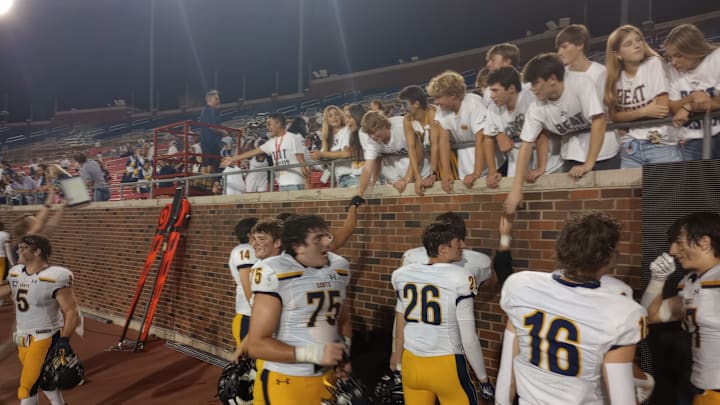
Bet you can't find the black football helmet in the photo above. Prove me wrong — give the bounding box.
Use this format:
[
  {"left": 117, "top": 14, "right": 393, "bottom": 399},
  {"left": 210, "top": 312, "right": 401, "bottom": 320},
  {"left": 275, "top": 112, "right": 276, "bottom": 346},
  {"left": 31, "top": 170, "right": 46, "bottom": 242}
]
[
  {"left": 322, "top": 375, "right": 371, "bottom": 405},
  {"left": 218, "top": 358, "right": 256, "bottom": 405},
  {"left": 373, "top": 370, "right": 404, "bottom": 405},
  {"left": 39, "top": 348, "right": 84, "bottom": 391}
]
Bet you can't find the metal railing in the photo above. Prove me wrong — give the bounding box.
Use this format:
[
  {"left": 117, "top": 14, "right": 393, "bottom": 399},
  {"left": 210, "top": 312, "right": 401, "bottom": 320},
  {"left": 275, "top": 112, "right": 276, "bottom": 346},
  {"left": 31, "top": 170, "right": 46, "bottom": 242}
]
[{"left": 2, "top": 110, "right": 718, "bottom": 204}]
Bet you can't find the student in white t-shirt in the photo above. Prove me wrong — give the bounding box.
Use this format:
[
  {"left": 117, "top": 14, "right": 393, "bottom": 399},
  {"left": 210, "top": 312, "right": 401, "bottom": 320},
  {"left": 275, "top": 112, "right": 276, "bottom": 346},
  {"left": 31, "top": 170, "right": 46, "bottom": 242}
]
[
  {"left": 664, "top": 23, "right": 720, "bottom": 160},
  {"left": 504, "top": 53, "right": 607, "bottom": 214},
  {"left": 309, "top": 106, "right": 356, "bottom": 187},
  {"left": 483, "top": 67, "right": 563, "bottom": 188},
  {"left": 555, "top": 24, "right": 621, "bottom": 171},
  {"left": 398, "top": 85, "right": 441, "bottom": 195},
  {"left": 427, "top": 70, "right": 496, "bottom": 193},
  {"left": 604, "top": 25, "right": 681, "bottom": 167},
  {"left": 222, "top": 113, "right": 309, "bottom": 191},
  {"left": 356, "top": 111, "right": 428, "bottom": 196}
]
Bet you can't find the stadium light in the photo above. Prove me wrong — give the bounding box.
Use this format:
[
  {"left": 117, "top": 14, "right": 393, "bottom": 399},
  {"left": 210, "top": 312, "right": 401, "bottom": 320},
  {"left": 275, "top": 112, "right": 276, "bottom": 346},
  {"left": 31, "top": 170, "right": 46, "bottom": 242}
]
[{"left": 0, "top": 0, "right": 14, "bottom": 16}]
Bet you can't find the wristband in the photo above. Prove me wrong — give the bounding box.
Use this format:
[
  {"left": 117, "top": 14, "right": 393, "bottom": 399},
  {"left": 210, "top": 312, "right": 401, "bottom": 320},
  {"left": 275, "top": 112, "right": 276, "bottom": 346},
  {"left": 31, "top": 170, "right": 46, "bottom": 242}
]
[
  {"left": 499, "top": 235, "right": 512, "bottom": 248},
  {"left": 294, "top": 344, "right": 325, "bottom": 364}
]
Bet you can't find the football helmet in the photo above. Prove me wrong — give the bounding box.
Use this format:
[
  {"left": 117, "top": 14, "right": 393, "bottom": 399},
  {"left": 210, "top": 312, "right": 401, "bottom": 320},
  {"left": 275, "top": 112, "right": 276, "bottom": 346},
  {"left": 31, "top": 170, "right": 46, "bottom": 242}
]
[
  {"left": 373, "top": 370, "right": 403, "bottom": 405},
  {"left": 39, "top": 348, "right": 84, "bottom": 391},
  {"left": 322, "top": 375, "right": 371, "bottom": 405},
  {"left": 218, "top": 358, "right": 256, "bottom": 405}
]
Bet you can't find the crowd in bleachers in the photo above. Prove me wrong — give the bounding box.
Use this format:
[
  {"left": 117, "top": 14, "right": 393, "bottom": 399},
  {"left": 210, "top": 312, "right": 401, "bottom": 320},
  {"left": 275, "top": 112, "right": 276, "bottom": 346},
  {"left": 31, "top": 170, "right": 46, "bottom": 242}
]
[{"left": 1, "top": 22, "right": 718, "bottom": 205}]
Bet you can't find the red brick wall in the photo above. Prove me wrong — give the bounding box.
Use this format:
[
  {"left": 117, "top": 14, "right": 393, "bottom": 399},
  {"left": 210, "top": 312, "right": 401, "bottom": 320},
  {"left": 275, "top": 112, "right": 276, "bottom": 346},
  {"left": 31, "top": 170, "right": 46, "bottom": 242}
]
[{"left": 0, "top": 185, "right": 642, "bottom": 378}]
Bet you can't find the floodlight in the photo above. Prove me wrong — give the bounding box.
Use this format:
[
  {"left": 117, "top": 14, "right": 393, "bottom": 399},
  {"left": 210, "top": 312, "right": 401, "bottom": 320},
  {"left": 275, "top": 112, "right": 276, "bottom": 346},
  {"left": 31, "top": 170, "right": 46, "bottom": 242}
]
[{"left": 0, "top": 0, "right": 14, "bottom": 16}]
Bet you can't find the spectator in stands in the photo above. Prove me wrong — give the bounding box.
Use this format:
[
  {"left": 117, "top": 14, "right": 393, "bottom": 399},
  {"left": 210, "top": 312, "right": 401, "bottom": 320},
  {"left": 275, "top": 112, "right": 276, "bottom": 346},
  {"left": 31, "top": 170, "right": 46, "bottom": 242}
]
[
  {"left": 343, "top": 104, "right": 367, "bottom": 187},
  {"left": 604, "top": 25, "right": 680, "bottom": 167},
  {"left": 504, "top": 53, "right": 608, "bottom": 214},
  {"left": 167, "top": 140, "right": 178, "bottom": 156},
  {"left": 556, "top": 24, "right": 621, "bottom": 170},
  {"left": 398, "top": 85, "right": 440, "bottom": 194},
  {"left": 244, "top": 138, "right": 270, "bottom": 193},
  {"left": 474, "top": 67, "right": 491, "bottom": 97},
  {"left": 357, "top": 110, "right": 428, "bottom": 196},
  {"left": 16, "top": 172, "right": 38, "bottom": 205},
  {"left": 222, "top": 112, "right": 309, "bottom": 191},
  {"left": 428, "top": 70, "right": 496, "bottom": 193},
  {"left": 198, "top": 89, "right": 230, "bottom": 186},
  {"left": 74, "top": 152, "right": 110, "bottom": 202},
  {"left": 483, "top": 67, "right": 562, "bottom": 188},
  {"left": 483, "top": 43, "right": 520, "bottom": 102},
  {"left": 221, "top": 141, "right": 233, "bottom": 158},
  {"left": 310, "top": 106, "right": 355, "bottom": 187},
  {"left": 59, "top": 156, "right": 71, "bottom": 170},
  {"left": 664, "top": 23, "right": 720, "bottom": 160},
  {"left": 126, "top": 147, "right": 145, "bottom": 181},
  {"left": 370, "top": 99, "right": 384, "bottom": 115}
]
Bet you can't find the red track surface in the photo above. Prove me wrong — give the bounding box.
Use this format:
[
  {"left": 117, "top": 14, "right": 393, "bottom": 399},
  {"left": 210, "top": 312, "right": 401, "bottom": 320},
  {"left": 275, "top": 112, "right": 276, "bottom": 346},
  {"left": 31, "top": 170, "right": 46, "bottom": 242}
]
[{"left": 0, "top": 303, "right": 222, "bottom": 405}]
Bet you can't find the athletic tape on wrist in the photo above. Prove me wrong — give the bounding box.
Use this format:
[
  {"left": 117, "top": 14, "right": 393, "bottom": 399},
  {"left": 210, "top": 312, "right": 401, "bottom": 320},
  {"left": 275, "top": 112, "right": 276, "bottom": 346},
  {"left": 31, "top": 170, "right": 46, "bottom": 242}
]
[{"left": 294, "top": 344, "right": 325, "bottom": 364}]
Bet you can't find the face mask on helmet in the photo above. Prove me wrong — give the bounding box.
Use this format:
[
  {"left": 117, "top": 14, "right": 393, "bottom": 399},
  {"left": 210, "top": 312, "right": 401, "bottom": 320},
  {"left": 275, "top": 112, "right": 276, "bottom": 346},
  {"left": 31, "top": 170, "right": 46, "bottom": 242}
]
[
  {"left": 373, "top": 370, "right": 404, "bottom": 405},
  {"left": 322, "top": 375, "right": 371, "bottom": 405},
  {"left": 39, "top": 348, "right": 85, "bottom": 391},
  {"left": 218, "top": 358, "right": 256, "bottom": 405}
]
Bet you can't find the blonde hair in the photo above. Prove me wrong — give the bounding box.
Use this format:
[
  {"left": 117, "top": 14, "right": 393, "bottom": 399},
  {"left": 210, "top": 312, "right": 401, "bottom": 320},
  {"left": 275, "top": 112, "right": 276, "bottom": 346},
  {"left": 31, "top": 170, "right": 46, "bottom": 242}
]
[
  {"left": 360, "top": 110, "right": 390, "bottom": 135},
  {"left": 664, "top": 23, "right": 718, "bottom": 61},
  {"left": 604, "top": 25, "right": 660, "bottom": 112},
  {"left": 427, "top": 70, "right": 466, "bottom": 99},
  {"left": 321, "top": 105, "right": 345, "bottom": 152}
]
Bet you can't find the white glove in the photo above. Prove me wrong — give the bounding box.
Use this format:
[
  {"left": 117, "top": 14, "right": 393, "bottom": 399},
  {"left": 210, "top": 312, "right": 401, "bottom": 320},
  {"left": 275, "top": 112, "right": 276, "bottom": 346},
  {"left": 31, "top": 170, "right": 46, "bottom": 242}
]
[
  {"left": 649, "top": 253, "right": 675, "bottom": 281},
  {"left": 634, "top": 371, "right": 655, "bottom": 403}
]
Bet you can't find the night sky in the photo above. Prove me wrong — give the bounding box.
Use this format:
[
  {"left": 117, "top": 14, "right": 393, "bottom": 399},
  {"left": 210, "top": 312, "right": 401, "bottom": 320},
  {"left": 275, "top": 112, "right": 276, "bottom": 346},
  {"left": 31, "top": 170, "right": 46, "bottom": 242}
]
[{"left": 0, "top": 0, "right": 718, "bottom": 122}]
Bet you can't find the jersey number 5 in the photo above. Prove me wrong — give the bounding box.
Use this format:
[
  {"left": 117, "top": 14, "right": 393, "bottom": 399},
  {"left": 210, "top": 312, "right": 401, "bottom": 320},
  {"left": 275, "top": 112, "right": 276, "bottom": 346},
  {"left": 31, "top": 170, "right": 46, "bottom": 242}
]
[
  {"left": 523, "top": 310, "right": 581, "bottom": 376},
  {"left": 306, "top": 290, "right": 341, "bottom": 327},
  {"left": 16, "top": 289, "right": 29, "bottom": 312}
]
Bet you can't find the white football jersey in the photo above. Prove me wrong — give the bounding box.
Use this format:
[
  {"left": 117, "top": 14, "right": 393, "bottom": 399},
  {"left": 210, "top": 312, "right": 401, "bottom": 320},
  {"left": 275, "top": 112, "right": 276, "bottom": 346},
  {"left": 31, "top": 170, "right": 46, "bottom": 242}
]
[
  {"left": 668, "top": 48, "right": 720, "bottom": 140},
  {"left": 392, "top": 262, "right": 478, "bottom": 356},
  {"left": 435, "top": 93, "right": 489, "bottom": 177},
  {"left": 251, "top": 252, "right": 350, "bottom": 376},
  {"left": 600, "top": 274, "right": 633, "bottom": 297},
  {"left": 8, "top": 265, "right": 73, "bottom": 334},
  {"left": 614, "top": 56, "right": 675, "bottom": 144},
  {"left": 401, "top": 246, "right": 492, "bottom": 285},
  {"left": 501, "top": 271, "right": 647, "bottom": 405},
  {"left": 678, "top": 264, "right": 720, "bottom": 390},
  {"left": 228, "top": 243, "right": 258, "bottom": 315},
  {"left": 521, "top": 71, "right": 608, "bottom": 163}
]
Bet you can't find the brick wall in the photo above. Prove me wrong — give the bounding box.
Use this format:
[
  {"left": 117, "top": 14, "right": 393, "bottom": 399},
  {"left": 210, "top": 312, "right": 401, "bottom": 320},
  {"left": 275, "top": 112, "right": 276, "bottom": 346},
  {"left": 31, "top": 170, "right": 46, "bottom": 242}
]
[{"left": 0, "top": 169, "right": 642, "bottom": 379}]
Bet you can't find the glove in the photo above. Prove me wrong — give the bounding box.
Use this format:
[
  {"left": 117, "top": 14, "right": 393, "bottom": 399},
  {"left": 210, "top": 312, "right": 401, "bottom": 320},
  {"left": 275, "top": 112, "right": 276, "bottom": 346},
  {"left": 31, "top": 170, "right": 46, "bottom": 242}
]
[
  {"left": 347, "top": 195, "right": 365, "bottom": 209},
  {"left": 649, "top": 253, "right": 675, "bottom": 281},
  {"left": 478, "top": 380, "right": 495, "bottom": 401},
  {"left": 56, "top": 336, "right": 73, "bottom": 354},
  {"left": 634, "top": 371, "right": 655, "bottom": 403}
]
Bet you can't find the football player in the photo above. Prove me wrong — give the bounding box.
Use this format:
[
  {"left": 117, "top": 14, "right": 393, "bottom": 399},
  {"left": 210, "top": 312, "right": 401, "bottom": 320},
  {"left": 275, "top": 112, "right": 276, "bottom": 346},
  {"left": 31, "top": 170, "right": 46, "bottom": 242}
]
[
  {"left": 496, "top": 212, "right": 647, "bottom": 404},
  {"left": 246, "top": 215, "right": 352, "bottom": 404},
  {"left": 228, "top": 218, "right": 259, "bottom": 358},
  {"left": 0, "top": 234, "right": 80, "bottom": 405},
  {"left": 641, "top": 212, "right": 720, "bottom": 404},
  {"left": 392, "top": 222, "right": 494, "bottom": 404}
]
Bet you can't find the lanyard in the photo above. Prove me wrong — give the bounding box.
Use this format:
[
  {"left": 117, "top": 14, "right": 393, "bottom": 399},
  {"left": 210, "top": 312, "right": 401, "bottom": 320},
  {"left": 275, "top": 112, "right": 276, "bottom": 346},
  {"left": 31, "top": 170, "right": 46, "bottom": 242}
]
[{"left": 275, "top": 133, "right": 286, "bottom": 161}]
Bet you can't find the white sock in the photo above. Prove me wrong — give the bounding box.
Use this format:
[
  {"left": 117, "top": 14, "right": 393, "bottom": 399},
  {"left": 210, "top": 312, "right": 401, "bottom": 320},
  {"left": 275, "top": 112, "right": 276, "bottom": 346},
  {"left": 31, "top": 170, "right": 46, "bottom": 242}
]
[
  {"left": 43, "top": 389, "right": 66, "bottom": 405},
  {"left": 20, "top": 395, "right": 39, "bottom": 405}
]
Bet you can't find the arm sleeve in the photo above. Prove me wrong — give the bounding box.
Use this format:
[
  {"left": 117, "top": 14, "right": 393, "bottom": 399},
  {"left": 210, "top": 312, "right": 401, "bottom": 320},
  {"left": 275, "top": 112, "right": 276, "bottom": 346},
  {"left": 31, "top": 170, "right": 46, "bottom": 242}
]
[
  {"left": 604, "top": 362, "right": 636, "bottom": 405},
  {"left": 456, "top": 296, "right": 488, "bottom": 380},
  {"left": 495, "top": 328, "right": 516, "bottom": 405},
  {"left": 493, "top": 250, "right": 514, "bottom": 285}
]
